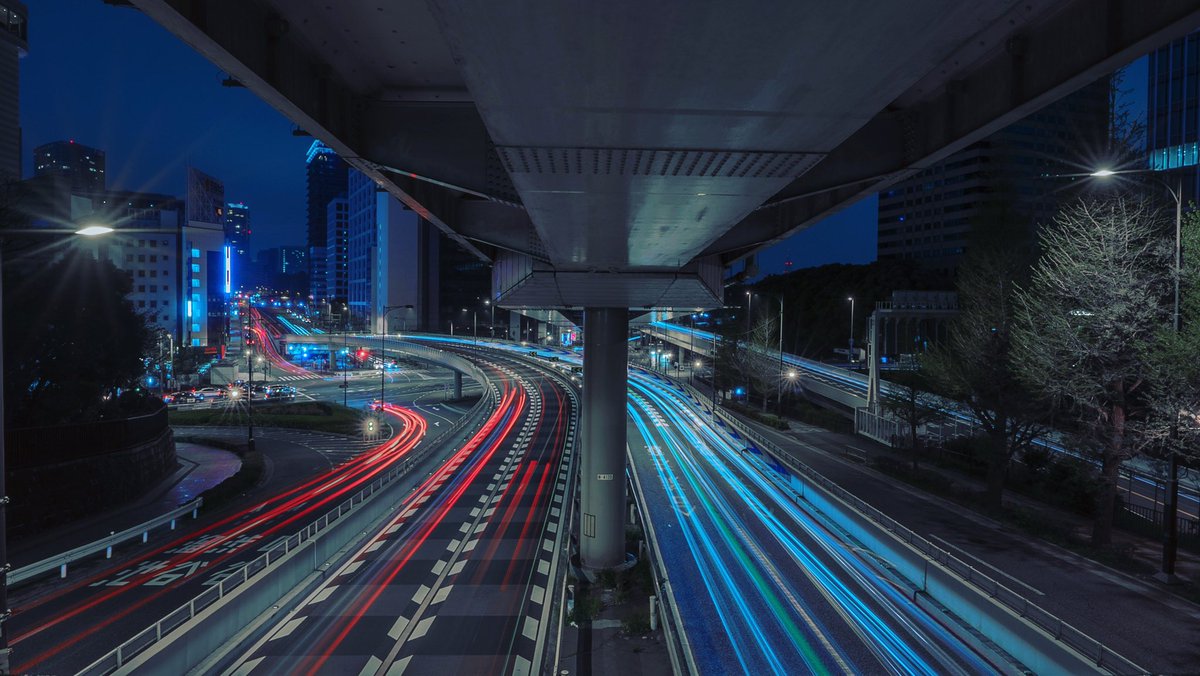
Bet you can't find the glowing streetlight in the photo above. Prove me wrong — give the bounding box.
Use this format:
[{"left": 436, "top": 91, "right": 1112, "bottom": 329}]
[
  {"left": 76, "top": 224, "right": 115, "bottom": 237},
  {"left": 1089, "top": 168, "right": 1116, "bottom": 177}
]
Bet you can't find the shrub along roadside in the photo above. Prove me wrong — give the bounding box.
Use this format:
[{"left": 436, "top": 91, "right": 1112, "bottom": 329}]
[{"left": 169, "top": 400, "right": 364, "bottom": 436}]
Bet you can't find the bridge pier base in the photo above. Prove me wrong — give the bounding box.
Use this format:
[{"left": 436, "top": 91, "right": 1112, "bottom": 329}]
[
  {"left": 580, "top": 307, "right": 628, "bottom": 570},
  {"left": 452, "top": 371, "right": 462, "bottom": 399}
]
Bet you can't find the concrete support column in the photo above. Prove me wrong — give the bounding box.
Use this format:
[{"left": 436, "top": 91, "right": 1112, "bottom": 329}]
[
  {"left": 580, "top": 307, "right": 629, "bottom": 570},
  {"left": 453, "top": 371, "right": 462, "bottom": 399}
]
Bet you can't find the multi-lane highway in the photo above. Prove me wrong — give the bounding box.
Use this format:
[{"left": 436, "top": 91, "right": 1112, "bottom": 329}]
[
  {"left": 11, "top": 405, "right": 428, "bottom": 674},
  {"left": 647, "top": 320, "right": 1200, "bottom": 534},
  {"left": 220, "top": 349, "right": 576, "bottom": 675},
  {"left": 626, "top": 369, "right": 1011, "bottom": 675}
]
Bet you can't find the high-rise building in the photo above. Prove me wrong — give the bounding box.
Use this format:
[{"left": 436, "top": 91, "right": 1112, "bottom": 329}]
[
  {"left": 877, "top": 80, "right": 1110, "bottom": 274},
  {"left": 74, "top": 191, "right": 184, "bottom": 343},
  {"left": 223, "top": 202, "right": 250, "bottom": 290},
  {"left": 0, "top": 1, "right": 26, "bottom": 183},
  {"left": 281, "top": 246, "right": 307, "bottom": 275},
  {"left": 344, "top": 168, "right": 434, "bottom": 332},
  {"left": 325, "top": 196, "right": 349, "bottom": 311},
  {"left": 32, "top": 139, "right": 106, "bottom": 192},
  {"left": 346, "top": 170, "right": 376, "bottom": 327},
  {"left": 305, "top": 141, "right": 347, "bottom": 300},
  {"left": 1147, "top": 34, "right": 1200, "bottom": 201},
  {"left": 185, "top": 168, "right": 230, "bottom": 350}
]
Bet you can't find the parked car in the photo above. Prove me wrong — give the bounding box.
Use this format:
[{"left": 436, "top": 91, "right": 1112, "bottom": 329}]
[
  {"left": 197, "top": 386, "right": 227, "bottom": 399},
  {"left": 267, "top": 385, "right": 296, "bottom": 399}
]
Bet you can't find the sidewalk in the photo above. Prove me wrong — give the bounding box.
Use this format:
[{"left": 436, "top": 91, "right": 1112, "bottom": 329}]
[
  {"left": 725, "top": 406, "right": 1200, "bottom": 674},
  {"left": 9, "top": 441, "right": 240, "bottom": 570}
]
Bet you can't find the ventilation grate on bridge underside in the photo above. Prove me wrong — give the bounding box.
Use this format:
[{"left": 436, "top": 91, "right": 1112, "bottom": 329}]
[{"left": 496, "top": 146, "right": 820, "bottom": 179}]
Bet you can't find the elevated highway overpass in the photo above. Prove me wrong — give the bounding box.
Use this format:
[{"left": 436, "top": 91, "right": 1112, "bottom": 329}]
[{"left": 129, "top": 0, "right": 1200, "bottom": 568}]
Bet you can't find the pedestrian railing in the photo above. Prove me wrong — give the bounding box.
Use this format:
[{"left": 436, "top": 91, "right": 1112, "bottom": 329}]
[
  {"left": 627, "top": 441, "right": 699, "bottom": 675},
  {"left": 10, "top": 498, "right": 202, "bottom": 587},
  {"left": 80, "top": 377, "right": 498, "bottom": 676},
  {"left": 693, "top": 388, "right": 1144, "bottom": 676}
]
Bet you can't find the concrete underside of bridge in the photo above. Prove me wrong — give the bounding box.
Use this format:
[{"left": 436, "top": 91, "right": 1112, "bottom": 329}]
[{"left": 130, "top": 0, "right": 1200, "bottom": 569}]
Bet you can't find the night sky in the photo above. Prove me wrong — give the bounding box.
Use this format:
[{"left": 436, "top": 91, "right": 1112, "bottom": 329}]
[
  {"left": 20, "top": 0, "right": 312, "bottom": 252},
  {"left": 20, "top": 0, "right": 1150, "bottom": 273}
]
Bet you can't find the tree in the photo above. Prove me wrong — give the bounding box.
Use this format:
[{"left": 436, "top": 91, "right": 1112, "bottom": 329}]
[
  {"left": 881, "top": 369, "right": 942, "bottom": 471},
  {"left": 4, "top": 250, "right": 152, "bottom": 426},
  {"left": 734, "top": 315, "right": 784, "bottom": 412},
  {"left": 1012, "top": 196, "right": 1171, "bottom": 546},
  {"left": 1140, "top": 209, "right": 1200, "bottom": 446},
  {"left": 924, "top": 205, "right": 1047, "bottom": 509}
]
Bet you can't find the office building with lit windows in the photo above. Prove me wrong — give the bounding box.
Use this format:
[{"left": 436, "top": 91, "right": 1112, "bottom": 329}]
[
  {"left": 33, "top": 139, "right": 105, "bottom": 191},
  {"left": 306, "top": 141, "right": 347, "bottom": 301},
  {"left": 325, "top": 196, "right": 350, "bottom": 313},
  {"left": 0, "top": 1, "right": 26, "bottom": 183},
  {"left": 877, "top": 80, "right": 1109, "bottom": 275},
  {"left": 1147, "top": 33, "right": 1200, "bottom": 202},
  {"left": 223, "top": 201, "right": 250, "bottom": 291}
]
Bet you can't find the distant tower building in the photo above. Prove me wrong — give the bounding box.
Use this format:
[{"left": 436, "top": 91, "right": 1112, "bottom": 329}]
[
  {"left": 877, "top": 81, "right": 1110, "bottom": 275},
  {"left": 346, "top": 170, "right": 376, "bottom": 327},
  {"left": 223, "top": 202, "right": 250, "bottom": 290},
  {"left": 281, "top": 246, "right": 307, "bottom": 275},
  {"left": 1147, "top": 33, "right": 1200, "bottom": 202},
  {"left": 305, "top": 141, "right": 347, "bottom": 300},
  {"left": 33, "top": 139, "right": 106, "bottom": 191},
  {"left": 185, "top": 168, "right": 229, "bottom": 350},
  {"left": 0, "top": 1, "right": 26, "bottom": 183},
  {"left": 325, "top": 196, "right": 350, "bottom": 314}
]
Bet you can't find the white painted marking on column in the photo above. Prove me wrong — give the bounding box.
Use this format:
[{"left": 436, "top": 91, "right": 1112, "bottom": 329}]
[{"left": 272, "top": 616, "right": 306, "bottom": 640}]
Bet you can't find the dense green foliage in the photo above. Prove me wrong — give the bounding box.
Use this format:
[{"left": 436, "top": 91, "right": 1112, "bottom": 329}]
[{"left": 4, "top": 251, "right": 152, "bottom": 426}]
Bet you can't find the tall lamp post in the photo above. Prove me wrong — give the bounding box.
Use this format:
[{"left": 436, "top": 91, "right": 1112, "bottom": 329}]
[
  {"left": 1092, "top": 167, "right": 1184, "bottom": 581},
  {"left": 847, "top": 296, "right": 856, "bottom": 365},
  {"left": 1094, "top": 166, "right": 1185, "bottom": 578},
  {"left": 1094, "top": 165, "right": 1185, "bottom": 581},
  {"left": 0, "top": 224, "right": 117, "bottom": 668},
  {"left": 380, "top": 304, "right": 414, "bottom": 408},
  {"left": 759, "top": 295, "right": 785, "bottom": 414}
]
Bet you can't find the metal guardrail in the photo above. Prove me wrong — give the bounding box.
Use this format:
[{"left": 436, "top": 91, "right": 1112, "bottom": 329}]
[
  {"left": 624, "top": 404, "right": 698, "bottom": 675},
  {"left": 10, "top": 498, "right": 203, "bottom": 587},
  {"left": 694, "top": 390, "right": 1144, "bottom": 676},
  {"left": 80, "top": 374, "right": 498, "bottom": 676}
]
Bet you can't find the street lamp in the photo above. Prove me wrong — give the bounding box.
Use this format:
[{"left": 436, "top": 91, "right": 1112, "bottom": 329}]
[
  {"left": 1091, "top": 166, "right": 1184, "bottom": 581},
  {"left": 0, "top": 224, "right": 126, "bottom": 664},
  {"left": 847, "top": 296, "right": 856, "bottom": 365},
  {"left": 745, "top": 290, "right": 753, "bottom": 335}
]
